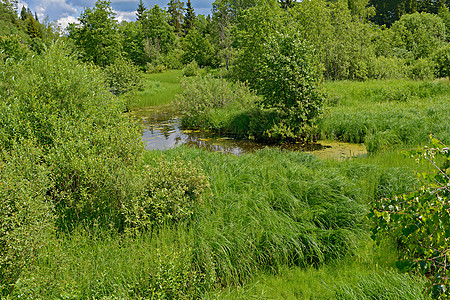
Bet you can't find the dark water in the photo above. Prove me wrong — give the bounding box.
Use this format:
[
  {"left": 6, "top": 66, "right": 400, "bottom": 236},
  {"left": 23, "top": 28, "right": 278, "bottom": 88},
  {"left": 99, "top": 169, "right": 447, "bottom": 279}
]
[{"left": 131, "top": 105, "right": 367, "bottom": 159}]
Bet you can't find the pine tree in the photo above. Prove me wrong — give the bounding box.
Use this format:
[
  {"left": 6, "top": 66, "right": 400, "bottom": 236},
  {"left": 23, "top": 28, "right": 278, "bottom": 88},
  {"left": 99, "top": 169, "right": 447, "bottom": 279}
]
[
  {"left": 183, "top": 0, "right": 195, "bottom": 35},
  {"left": 167, "top": 0, "right": 184, "bottom": 34},
  {"left": 20, "top": 5, "right": 27, "bottom": 20},
  {"left": 25, "top": 15, "right": 40, "bottom": 38},
  {"left": 136, "top": 0, "right": 146, "bottom": 21}
]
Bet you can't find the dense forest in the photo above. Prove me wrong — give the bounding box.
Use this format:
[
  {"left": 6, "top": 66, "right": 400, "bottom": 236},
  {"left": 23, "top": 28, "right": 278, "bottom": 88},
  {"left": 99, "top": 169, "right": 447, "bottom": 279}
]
[{"left": 0, "top": 0, "right": 449, "bottom": 298}]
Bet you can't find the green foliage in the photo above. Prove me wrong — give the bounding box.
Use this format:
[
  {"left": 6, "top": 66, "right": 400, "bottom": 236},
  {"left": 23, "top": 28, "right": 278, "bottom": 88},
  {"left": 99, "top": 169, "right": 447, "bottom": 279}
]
[
  {"left": 391, "top": 12, "right": 447, "bottom": 60},
  {"left": 67, "top": 0, "right": 122, "bottom": 67},
  {"left": 10, "top": 228, "right": 211, "bottom": 299},
  {"left": 141, "top": 5, "right": 176, "bottom": 56},
  {"left": 253, "top": 31, "right": 324, "bottom": 140},
  {"left": 182, "top": 59, "right": 200, "bottom": 76},
  {"left": 432, "top": 43, "right": 450, "bottom": 78},
  {"left": 0, "top": 42, "right": 144, "bottom": 230},
  {"left": 123, "top": 158, "right": 211, "bottom": 231},
  {"left": 145, "top": 61, "right": 166, "bottom": 73},
  {"left": 320, "top": 80, "right": 450, "bottom": 153},
  {"left": 167, "top": 0, "right": 184, "bottom": 34},
  {"left": 231, "top": 3, "right": 285, "bottom": 88},
  {"left": 407, "top": 57, "right": 437, "bottom": 80},
  {"left": 120, "top": 21, "right": 149, "bottom": 68},
  {"left": 292, "top": 0, "right": 377, "bottom": 81},
  {"left": 175, "top": 74, "right": 258, "bottom": 130},
  {"left": 0, "top": 34, "right": 29, "bottom": 61},
  {"left": 183, "top": 28, "right": 215, "bottom": 66},
  {"left": 103, "top": 58, "right": 145, "bottom": 95},
  {"left": 161, "top": 48, "right": 184, "bottom": 69},
  {"left": 183, "top": 0, "right": 196, "bottom": 35},
  {"left": 370, "top": 136, "right": 450, "bottom": 298},
  {"left": 0, "top": 141, "right": 54, "bottom": 296},
  {"left": 368, "top": 56, "right": 407, "bottom": 79}
]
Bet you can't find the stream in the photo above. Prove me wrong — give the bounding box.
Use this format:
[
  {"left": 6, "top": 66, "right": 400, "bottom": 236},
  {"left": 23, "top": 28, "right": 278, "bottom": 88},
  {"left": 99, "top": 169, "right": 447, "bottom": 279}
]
[{"left": 130, "top": 105, "right": 367, "bottom": 159}]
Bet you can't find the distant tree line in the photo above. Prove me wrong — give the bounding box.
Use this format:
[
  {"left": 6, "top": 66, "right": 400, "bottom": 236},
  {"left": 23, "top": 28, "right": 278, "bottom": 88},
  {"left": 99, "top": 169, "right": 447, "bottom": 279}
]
[{"left": 1, "top": 0, "right": 449, "bottom": 81}]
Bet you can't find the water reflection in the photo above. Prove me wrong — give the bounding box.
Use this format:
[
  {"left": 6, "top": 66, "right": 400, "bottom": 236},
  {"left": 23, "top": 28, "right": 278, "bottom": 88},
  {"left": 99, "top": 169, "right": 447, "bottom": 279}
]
[{"left": 131, "top": 105, "right": 367, "bottom": 159}]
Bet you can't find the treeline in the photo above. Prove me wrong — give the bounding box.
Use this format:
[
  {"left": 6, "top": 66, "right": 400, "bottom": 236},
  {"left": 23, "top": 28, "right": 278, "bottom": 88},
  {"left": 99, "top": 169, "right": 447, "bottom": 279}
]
[
  {"left": 1, "top": 0, "right": 449, "bottom": 82},
  {"left": 66, "top": 0, "right": 450, "bottom": 82},
  {"left": 0, "top": 0, "right": 58, "bottom": 53}
]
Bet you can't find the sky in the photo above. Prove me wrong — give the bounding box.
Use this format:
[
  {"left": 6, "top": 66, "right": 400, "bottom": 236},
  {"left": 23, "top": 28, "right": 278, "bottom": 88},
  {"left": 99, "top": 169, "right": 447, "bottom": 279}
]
[{"left": 18, "top": 0, "right": 214, "bottom": 31}]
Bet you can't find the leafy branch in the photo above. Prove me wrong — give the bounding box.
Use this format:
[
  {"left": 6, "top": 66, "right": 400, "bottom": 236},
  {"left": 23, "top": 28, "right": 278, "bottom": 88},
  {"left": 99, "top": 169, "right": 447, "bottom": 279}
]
[{"left": 369, "top": 135, "right": 450, "bottom": 299}]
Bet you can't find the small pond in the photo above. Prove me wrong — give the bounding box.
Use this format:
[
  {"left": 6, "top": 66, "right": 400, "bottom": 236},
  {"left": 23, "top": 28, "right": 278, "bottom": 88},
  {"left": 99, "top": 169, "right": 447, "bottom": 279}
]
[{"left": 130, "top": 105, "right": 367, "bottom": 160}]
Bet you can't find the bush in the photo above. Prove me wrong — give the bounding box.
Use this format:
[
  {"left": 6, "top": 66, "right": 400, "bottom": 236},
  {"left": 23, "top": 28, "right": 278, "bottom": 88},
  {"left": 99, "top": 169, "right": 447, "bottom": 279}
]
[
  {"left": 370, "top": 137, "right": 450, "bottom": 298},
  {"left": 433, "top": 44, "right": 450, "bottom": 78},
  {"left": 182, "top": 60, "right": 200, "bottom": 77},
  {"left": 146, "top": 62, "right": 166, "bottom": 74},
  {"left": 367, "top": 56, "right": 407, "bottom": 79},
  {"left": 161, "top": 48, "right": 184, "bottom": 69},
  {"left": 0, "top": 43, "right": 144, "bottom": 230},
  {"left": 407, "top": 58, "right": 437, "bottom": 80},
  {"left": 0, "top": 141, "right": 53, "bottom": 295},
  {"left": 175, "top": 74, "right": 258, "bottom": 130},
  {"left": 103, "top": 57, "right": 145, "bottom": 95},
  {"left": 0, "top": 34, "right": 29, "bottom": 61},
  {"left": 253, "top": 31, "right": 324, "bottom": 141},
  {"left": 123, "top": 158, "right": 211, "bottom": 231}
]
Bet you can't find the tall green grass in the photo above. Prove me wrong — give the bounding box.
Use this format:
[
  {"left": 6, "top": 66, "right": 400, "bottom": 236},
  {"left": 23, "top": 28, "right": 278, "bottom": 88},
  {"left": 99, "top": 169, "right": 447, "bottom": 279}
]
[
  {"left": 321, "top": 79, "right": 450, "bottom": 153},
  {"left": 128, "top": 70, "right": 184, "bottom": 108},
  {"left": 146, "top": 147, "right": 419, "bottom": 285},
  {"left": 12, "top": 147, "right": 426, "bottom": 298}
]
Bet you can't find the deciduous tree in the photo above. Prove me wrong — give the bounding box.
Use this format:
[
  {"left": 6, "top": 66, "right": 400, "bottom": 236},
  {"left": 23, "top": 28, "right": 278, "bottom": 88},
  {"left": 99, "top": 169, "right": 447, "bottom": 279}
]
[{"left": 67, "top": 0, "right": 122, "bottom": 67}]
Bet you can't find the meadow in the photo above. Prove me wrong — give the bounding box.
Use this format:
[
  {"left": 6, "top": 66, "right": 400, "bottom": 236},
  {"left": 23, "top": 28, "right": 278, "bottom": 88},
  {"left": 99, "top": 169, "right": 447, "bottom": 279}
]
[
  {"left": 4, "top": 63, "right": 447, "bottom": 299},
  {"left": 1, "top": 0, "right": 449, "bottom": 297}
]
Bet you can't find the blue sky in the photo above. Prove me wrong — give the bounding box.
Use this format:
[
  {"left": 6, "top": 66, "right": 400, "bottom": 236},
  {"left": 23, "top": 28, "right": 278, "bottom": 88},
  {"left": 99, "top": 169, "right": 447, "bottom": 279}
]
[{"left": 18, "top": 0, "right": 213, "bottom": 31}]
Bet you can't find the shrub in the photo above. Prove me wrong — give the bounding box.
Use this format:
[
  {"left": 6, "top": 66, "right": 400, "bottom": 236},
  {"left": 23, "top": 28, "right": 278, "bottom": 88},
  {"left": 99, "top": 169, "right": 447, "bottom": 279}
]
[
  {"left": 146, "top": 62, "right": 166, "bottom": 73},
  {"left": 0, "top": 141, "right": 53, "bottom": 295},
  {"left": 131, "top": 246, "right": 211, "bottom": 299},
  {"left": 182, "top": 60, "right": 200, "bottom": 77},
  {"left": 407, "top": 58, "right": 437, "bottom": 80},
  {"left": 367, "top": 56, "right": 407, "bottom": 79},
  {"left": 0, "top": 43, "right": 144, "bottom": 230},
  {"left": 161, "top": 48, "right": 184, "bottom": 69},
  {"left": 253, "top": 31, "right": 324, "bottom": 141},
  {"left": 370, "top": 136, "right": 450, "bottom": 298},
  {"left": 175, "top": 74, "right": 258, "bottom": 130},
  {"left": 103, "top": 57, "right": 145, "bottom": 95},
  {"left": 433, "top": 44, "right": 450, "bottom": 78},
  {"left": 123, "top": 158, "right": 211, "bottom": 231},
  {"left": 0, "top": 34, "right": 29, "bottom": 61}
]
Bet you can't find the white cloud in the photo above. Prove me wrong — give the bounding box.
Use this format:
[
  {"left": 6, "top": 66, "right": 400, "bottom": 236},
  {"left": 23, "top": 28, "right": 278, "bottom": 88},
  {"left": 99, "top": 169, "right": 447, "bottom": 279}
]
[
  {"left": 57, "top": 15, "right": 79, "bottom": 33},
  {"left": 114, "top": 10, "right": 137, "bottom": 23}
]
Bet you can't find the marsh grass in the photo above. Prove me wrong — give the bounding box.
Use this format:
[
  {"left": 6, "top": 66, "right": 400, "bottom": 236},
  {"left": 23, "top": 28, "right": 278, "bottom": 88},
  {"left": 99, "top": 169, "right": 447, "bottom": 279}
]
[
  {"left": 146, "top": 147, "right": 420, "bottom": 285},
  {"left": 12, "top": 147, "right": 427, "bottom": 298},
  {"left": 209, "top": 229, "right": 427, "bottom": 299},
  {"left": 211, "top": 260, "right": 427, "bottom": 299},
  {"left": 13, "top": 226, "right": 208, "bottom": 299},
  {"left": 321, "top": 79, "right": 450, "bottom": 153},
  {"left": 128, "top": 70, "right": 184, "bottom": 108}
]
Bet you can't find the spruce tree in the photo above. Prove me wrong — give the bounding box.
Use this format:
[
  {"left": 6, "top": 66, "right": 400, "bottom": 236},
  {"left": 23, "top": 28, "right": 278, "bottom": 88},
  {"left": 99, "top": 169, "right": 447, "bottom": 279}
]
[
  {"left": 183, "top": 0, "right": 195, "bottom": 35},
  {"left": 136, "top": 0, "right": 146, "bottom": 21},
  {"left": 167, "top": 0, "right": 184, "bottom": 34}
]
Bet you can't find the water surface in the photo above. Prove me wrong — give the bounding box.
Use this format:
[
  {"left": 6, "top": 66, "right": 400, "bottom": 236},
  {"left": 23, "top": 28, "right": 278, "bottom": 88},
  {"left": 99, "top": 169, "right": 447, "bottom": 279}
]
[{"left": 131, "top": 105, "right": 367, "bottom": 159}]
